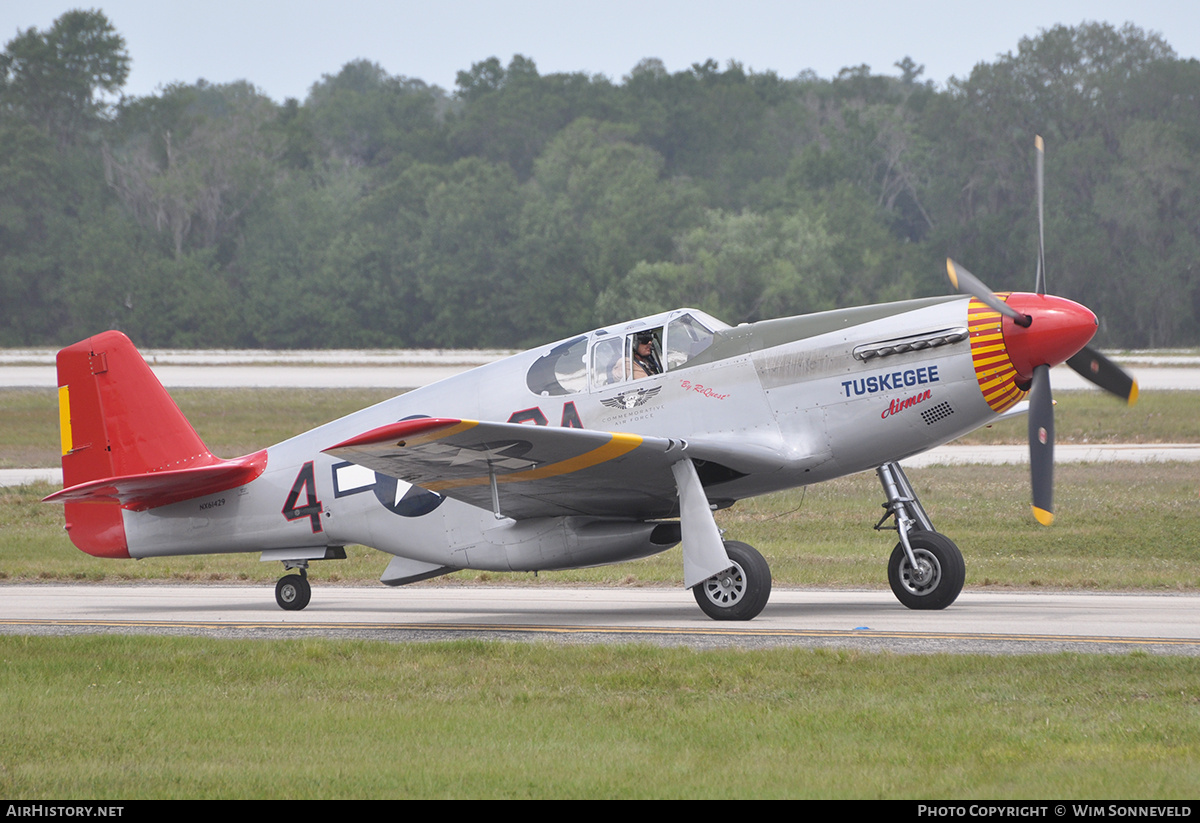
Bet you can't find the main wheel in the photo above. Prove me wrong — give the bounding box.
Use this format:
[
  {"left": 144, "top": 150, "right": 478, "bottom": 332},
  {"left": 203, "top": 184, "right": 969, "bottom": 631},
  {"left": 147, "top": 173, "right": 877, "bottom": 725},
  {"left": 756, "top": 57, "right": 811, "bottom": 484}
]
[
  {"left": 692, "top": 540, "right": 772, "bottom": 621},
  {"left": 887, "top": 531, "right": 964, "bottom": 610},
  {"left": 275, "top": 574, "right": 311, "bottom": 611}
]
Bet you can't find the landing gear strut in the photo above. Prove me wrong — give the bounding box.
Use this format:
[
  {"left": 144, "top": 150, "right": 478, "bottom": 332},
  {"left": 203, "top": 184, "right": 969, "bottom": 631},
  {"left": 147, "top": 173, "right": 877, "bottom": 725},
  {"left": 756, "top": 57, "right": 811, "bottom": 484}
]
[{"left": 875, "top": 462, "right": 964, "bottom": 610}]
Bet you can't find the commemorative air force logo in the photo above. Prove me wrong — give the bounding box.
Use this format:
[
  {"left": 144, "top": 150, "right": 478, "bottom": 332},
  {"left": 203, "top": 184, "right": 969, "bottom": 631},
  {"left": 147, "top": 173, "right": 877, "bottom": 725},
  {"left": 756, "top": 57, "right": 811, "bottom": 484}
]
[{"left": 601, "top": 386, "right": 662, "bottom": 410}]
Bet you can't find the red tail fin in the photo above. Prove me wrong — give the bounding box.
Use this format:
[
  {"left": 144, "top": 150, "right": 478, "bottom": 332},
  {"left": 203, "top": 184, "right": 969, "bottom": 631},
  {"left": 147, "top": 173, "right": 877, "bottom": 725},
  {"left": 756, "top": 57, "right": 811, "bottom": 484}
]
[
  {"left": 51, "top": 332, "right": 263, "bottom": 558},
  {"left": 57, "top": 331, "right": 217, "bottom": 484}
]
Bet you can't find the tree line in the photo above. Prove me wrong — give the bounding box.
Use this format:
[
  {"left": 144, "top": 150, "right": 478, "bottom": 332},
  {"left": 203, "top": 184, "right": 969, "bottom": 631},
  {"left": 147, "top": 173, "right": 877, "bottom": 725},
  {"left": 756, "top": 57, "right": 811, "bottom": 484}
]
[{"left": 2, "top": 10, "right": 1198, "bottom": 349}]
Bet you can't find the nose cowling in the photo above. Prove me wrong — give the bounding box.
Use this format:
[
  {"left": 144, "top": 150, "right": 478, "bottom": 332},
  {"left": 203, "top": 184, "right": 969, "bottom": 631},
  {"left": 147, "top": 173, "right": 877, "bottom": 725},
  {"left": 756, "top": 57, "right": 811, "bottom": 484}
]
[{"left": 1001, "top": 293, "right": 1098, "bottom": 382}]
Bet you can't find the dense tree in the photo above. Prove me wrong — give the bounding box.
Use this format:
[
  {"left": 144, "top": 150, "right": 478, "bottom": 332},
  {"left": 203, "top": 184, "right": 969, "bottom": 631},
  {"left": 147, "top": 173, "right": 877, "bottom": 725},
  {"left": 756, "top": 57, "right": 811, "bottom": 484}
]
[
  {"left": 2, "top": 13, "right": 1198, "bottom": 349},
  {"left": 1089, "top": 121, "right": 1200, "bottom": 346},
  {"left": 104, "top": 81, "right": 281, "bottom": 260},
  {"left": 597, "top": 208, "right": 841, "bottom": 324},
  {"left": 304, "top": 60, "right": 448, "bottom": 167},
  {"left": 236, "top": 166, "right": 377, "bottom": 347},
  {"left": 448, "top": 55, "right": 619, "bottom": 178},
  {"left": 933, "top": 22, "right": 1177, "bottom": 235},
  {"left": 0, "top": 121, "right": 75, "bottom": 343},
  {"left": 620, "top": 59, "right": 812, "bottom": 207},
  {"left": 415, "top": 158, "right": 523, "bottom": 346},
  {"left": 517, "top": 118, "right": 701, "bottom": 341},
  {"left": 0, "top": 9, "right": 129, "bottom": 148}
]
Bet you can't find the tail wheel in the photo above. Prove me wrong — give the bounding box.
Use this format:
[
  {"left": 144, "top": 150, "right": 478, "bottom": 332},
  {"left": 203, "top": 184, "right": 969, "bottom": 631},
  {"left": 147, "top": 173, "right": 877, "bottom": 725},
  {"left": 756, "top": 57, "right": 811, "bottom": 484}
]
[
  {"left": 275, "top": 574, "right": 311, "bottom": 611},
  {"left": 693, "top": 540, "right": 772, "bottom": 621},
  {"left": 887, "top": 531, "right": 964, "bottom": 610}
]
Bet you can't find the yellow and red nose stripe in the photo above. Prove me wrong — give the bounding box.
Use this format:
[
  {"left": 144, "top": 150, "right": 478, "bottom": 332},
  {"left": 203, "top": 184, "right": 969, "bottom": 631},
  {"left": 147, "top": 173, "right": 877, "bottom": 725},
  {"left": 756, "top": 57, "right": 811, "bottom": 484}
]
[{"left": 968, "top": 296, "right": 1028, "bottom": 413}]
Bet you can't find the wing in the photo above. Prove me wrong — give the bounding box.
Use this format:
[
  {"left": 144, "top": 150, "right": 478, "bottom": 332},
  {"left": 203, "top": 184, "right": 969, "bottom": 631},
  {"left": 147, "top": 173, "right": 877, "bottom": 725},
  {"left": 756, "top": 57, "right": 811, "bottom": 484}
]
[{"left": 323, "top": 417, "right": 688, "bottom": 520}]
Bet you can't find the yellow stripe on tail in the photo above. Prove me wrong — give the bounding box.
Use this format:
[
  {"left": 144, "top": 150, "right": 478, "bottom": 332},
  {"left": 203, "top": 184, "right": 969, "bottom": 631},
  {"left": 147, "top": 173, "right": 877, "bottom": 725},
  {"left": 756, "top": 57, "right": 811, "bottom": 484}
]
[{"left": 58, "top": 385, "right": 72, "bottom": 457}]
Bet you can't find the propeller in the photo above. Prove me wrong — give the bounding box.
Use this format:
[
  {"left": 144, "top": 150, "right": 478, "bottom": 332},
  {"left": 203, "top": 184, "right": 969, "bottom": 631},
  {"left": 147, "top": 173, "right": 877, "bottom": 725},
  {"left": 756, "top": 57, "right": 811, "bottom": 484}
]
[
  {"left": 1027, "top": 364, "right": 1054, "bottom": 525},
  {"left": 1033, "top": 135, "right": 1137, "bottom": 405},
  {"left": 946, "top": 259, "right": 1031, "bottom": 327},
  {"left": 1066, "top": 346, "right": 1139, "bottom": 405},
  {"left": 1035, "top": 134, "right": 1046, "bottom": 296},
  {"left": 946, "top": 135, "right": 1139, "bottom": 525}
]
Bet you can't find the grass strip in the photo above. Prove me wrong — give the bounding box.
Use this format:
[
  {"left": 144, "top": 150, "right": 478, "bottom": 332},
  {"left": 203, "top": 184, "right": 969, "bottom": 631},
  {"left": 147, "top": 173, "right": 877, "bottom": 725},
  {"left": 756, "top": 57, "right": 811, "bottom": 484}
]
[{"left": 1, "top": 635, "right": 1197, "bottom": 799}]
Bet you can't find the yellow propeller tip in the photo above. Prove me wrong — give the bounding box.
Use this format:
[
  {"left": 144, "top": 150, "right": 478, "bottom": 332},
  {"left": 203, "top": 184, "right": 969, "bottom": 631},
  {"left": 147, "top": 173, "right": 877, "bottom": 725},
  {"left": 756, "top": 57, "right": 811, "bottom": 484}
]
[
  {"left": 1035, "top": 135, "right": 1044, "bottom": 151},
  {"left": 1128, "top": 382, "right": 1139, "bottom": 406},
  {"left": 946, "top": 259, "right": 959, "bottom": 289},
  {"left": 1033, "top": 507, "right": 1055, "bottom": 526}
]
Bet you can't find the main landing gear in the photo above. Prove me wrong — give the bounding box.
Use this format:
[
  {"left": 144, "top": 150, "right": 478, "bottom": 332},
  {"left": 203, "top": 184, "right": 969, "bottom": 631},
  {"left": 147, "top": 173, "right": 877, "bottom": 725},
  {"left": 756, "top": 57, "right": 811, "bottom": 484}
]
[
  {"left": 271, "top": 548, "right": 347, "bottom": 611},
  {"left": 276, "top": 568, "right": 311, "bottom": 611},
  {"left": 875, "top": 462, "right": 965, "bottom": 610},
  {"left": 692, "top": 540, "right": 772, "bottom": 621}
]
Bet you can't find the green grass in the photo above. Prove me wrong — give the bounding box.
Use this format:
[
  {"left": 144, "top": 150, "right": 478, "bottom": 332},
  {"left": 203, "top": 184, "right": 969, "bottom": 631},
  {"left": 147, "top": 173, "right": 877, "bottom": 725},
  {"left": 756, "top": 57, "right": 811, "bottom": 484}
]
[
  {"left": 1, "top": 635, "right": 1198, "bottom": 799},
  {"left": 955, "top": 390, "right": 1200, "bottom": 445}
]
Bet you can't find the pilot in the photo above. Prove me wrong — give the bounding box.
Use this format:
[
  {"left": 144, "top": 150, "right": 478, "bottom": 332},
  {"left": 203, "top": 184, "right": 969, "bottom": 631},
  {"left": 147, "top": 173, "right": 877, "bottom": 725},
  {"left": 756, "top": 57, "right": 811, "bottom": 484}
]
[{"left": 630, "top": 331, "right": 662, "bottom": 379}]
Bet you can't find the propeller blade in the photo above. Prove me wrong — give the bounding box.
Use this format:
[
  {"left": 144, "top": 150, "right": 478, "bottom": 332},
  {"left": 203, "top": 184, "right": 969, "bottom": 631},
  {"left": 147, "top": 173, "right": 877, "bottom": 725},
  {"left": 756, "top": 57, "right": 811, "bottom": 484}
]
[
  {"left": 1035, "top": 135, "right": 1046, "bottom": 295},
  {"left": 1066, "top": 345, "right": 1139, "bottom": 405},
  {"left": 1028, "top": 364, "right": 1055, "bottom": 525},
  {"left": 946, "top": 259, "right": 1031, "bottom": 327}
]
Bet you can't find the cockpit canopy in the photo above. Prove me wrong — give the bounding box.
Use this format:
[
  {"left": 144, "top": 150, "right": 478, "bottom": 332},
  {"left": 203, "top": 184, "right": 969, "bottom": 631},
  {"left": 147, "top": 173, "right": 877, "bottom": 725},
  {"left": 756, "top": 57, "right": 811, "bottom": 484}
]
[{"left": 526, "top": 309, "right": 727, "bottom": 397}]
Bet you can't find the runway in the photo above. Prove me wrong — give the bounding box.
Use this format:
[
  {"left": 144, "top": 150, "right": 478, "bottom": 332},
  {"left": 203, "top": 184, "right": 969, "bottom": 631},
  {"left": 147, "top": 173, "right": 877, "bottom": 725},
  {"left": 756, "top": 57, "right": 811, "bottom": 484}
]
[{"left": 3, "top": 583, "right": 1198, "bottom": 655}]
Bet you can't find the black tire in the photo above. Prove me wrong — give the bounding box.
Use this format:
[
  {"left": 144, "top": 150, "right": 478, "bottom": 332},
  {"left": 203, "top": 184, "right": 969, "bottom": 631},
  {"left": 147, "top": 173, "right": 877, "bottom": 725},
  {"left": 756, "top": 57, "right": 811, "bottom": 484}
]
[
  {"left": 275, "top": 574, "right": 311, "bottom": 611},
  {"left": 692, "top": 540, "right": 772, "bottom": 621},
  {"left": 887, "top": 531, "right": 964, "bottom": 610}
]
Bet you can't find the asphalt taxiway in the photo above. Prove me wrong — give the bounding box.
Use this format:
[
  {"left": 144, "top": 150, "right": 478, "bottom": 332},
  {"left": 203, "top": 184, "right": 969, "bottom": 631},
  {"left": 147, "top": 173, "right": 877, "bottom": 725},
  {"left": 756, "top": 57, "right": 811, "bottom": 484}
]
[{"left": 3, "top": 584, "right": 1198, "bottom": 655}]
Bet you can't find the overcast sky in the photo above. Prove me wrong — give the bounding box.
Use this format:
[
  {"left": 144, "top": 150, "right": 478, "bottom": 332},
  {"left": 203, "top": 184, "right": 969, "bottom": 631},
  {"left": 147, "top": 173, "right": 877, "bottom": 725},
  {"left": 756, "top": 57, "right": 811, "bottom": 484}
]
[{"left": 4, "top": 1, "right": 1199, "bottom": 102}]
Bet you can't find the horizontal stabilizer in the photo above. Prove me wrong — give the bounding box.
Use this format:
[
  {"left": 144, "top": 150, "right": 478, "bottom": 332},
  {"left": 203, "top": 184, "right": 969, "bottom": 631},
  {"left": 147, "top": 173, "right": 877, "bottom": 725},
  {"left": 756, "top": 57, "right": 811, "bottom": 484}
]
[{"left": 44, "top": 450, "right": 267, "bottom": 511}]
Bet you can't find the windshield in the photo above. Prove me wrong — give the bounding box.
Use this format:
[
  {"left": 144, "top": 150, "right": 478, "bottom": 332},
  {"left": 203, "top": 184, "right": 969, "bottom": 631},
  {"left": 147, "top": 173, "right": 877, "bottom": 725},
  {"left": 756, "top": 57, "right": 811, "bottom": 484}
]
[{"left": 590, "top": 313, "right": 715, "bottom": 388}]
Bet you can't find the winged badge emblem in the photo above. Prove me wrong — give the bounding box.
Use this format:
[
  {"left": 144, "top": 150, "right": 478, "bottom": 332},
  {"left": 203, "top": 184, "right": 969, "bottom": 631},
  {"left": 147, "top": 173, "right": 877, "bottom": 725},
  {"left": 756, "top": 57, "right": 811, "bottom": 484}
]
[{"left": 601, "top": 386, "right": 662, "bottom": 410}]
